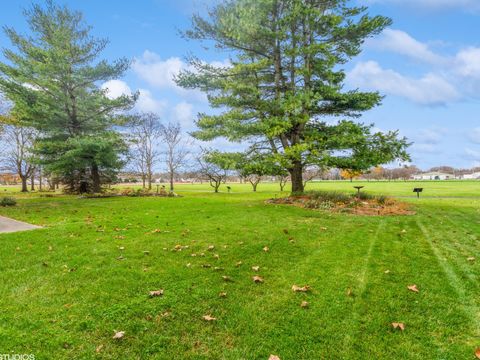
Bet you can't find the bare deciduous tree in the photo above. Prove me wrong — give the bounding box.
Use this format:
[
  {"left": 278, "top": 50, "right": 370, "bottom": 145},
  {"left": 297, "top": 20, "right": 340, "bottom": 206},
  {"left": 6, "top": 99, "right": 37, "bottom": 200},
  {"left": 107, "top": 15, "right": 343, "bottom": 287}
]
[
  {"left": 159, "top": 122, "right": 190, "bottom": 191},
  {"left": 278, "top": 174, "right": 289, "bottom": 192},
  {"left": 129, "top": 113, "right": 162, "bottom": 190},
  {"left": 1, "top": 125, "right": 38, "bottom": 192},
  {"left": 302, "top": 166, "right": 323, "bottom": 189},
  {"left": 196, "top": 155, "right": 226, "bottom": 193}
]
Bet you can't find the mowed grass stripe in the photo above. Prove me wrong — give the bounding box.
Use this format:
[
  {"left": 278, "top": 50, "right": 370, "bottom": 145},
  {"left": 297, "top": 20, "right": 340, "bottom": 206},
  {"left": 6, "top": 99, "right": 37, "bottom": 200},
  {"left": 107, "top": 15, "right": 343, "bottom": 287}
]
[
  {"left": 419, "top": 212, "right": 480, "bottom": 286},
  {"left": 417, "top": 219, "right": 480, "bottom": 350}
]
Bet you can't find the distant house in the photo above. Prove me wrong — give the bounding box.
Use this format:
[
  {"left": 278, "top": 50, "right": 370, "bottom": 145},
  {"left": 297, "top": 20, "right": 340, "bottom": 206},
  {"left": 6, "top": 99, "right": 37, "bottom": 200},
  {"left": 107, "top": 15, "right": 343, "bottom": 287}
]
[
  {"left": 413, "top": 172, "right": 454, "bottom": 180},
  {"left": 462, "top": 172, "right": 480, "bottom": 180}
]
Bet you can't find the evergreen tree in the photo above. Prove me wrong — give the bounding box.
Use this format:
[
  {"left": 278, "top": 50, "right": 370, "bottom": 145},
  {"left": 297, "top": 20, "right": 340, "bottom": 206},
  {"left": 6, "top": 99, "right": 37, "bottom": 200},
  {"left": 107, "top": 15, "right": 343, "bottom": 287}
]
[
  {"left": 0, "top": 1, "right": 136, "bottom": 193},
  {"left": 177, "top": 0, "right": 409, "bottom": 193}
]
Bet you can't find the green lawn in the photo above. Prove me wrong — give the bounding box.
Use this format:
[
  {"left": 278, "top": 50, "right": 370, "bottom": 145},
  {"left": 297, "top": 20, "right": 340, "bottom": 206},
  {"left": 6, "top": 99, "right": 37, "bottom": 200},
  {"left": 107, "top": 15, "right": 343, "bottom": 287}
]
[{"left": 0, "top": 182, "right": 479, "bottom": 359}]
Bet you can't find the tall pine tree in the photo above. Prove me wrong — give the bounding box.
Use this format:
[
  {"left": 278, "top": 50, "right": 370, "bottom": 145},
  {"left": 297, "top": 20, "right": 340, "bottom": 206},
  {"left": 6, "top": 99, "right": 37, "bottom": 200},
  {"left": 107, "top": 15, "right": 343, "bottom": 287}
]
[
  {"left": 177, "top": 0, "right": 409, "bottom": 193},
  {"left": 0, "top": 1, "right": 136, "bottom": 193}
]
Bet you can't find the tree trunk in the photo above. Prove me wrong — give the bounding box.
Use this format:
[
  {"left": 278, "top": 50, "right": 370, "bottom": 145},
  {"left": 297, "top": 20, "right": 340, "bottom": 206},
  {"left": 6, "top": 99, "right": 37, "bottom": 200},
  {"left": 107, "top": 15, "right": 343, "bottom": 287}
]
[
  {"left": 170, "top": 172, "right": 174, "bottom": 191},
  {"left": 20, "top": 176, "right": 28, "bottom": 192},
  {"left": 91, "top": 164, "right": 101, "bottom": 193},
  {"left": 251, "top": 182, "right": 258, "bottom": 192},
  {"left": 290, "top": 162, "right": 304, "bottom": 193},
  {"left": 31, "top": 173, "right": 35, "bottom": 191}
]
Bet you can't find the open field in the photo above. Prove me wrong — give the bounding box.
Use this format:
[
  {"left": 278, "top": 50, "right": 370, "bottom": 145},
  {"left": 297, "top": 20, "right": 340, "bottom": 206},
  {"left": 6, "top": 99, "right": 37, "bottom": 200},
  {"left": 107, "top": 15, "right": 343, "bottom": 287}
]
[
  {"left": 2, "top": 179, "right": 479, "bottom": 197},
  {"left": 0, "top": 182, "right": 480, "bottom": 359}
]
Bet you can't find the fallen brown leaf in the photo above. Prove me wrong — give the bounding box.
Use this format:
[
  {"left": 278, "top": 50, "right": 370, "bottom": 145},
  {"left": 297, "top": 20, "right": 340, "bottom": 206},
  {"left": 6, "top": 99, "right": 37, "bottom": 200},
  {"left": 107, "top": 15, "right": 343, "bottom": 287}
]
[
  {"left": 236, "top": 261, "right": 243, "bottom": 267},
  {"left": 475, "top": 348, "right": 480, "bottom": 359},
  {"left": 112, "top": 331, "right": 125, "bottom": 339},
  {"left": 202, "top": 314, "right": 216, "bottom": 321},
  {"left": 407, "top": 284, "right": 419, "bottom": 293},
  {"left": 301, "top": 301, "right": 309, "bottom": 308},
  {"left": 269, "top": 355, "right": 281, "bottom": 360},
  {"left": 292, "top": 285, "right": 311, "bottom": 292},
  {"left": 222, "top": 275, "right": 232, "bottom": 282},
  {"left": 263, "top": 246, "right": 269, "bottom": 252},
  {"left": 391, "top": 322, "right": 405, "bottom": 331},
  {"left": 253, "top": 275, "right": 264, "bottom": 283},
  {"left": 149, "top": 289, "right": 164, "bottom": 297},
  {"left": 95, "top": 344, "right": 104, "bottom": 353},
  {"left": 252, "top": 266, "right": 260, "bottom": 272},
  {"left": 219, "top": 292, "right": 227, "bottom": 298},
  {"left": 468, "top": 257, "right": 476, "bottom": 262}
]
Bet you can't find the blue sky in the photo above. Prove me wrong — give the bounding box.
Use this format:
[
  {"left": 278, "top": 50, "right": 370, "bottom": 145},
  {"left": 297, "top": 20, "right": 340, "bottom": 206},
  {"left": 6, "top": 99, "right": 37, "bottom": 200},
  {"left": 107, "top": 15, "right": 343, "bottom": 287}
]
[{"left": 1, "top": 0, "right": 479, "bottom": 170}]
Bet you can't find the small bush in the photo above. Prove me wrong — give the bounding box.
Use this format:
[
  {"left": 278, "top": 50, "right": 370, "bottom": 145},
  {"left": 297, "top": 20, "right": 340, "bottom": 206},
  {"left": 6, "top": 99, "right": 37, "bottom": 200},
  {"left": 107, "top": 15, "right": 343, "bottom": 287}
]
[
  {"left": 305, "top": 191, "right": 351, "bottom": 204},
  {"left": 376, "top": 195, "right": 388, "bottom": 205},
  {"left": 356, "top": 192, "right": 374, "bottom": 201},
  {"left": 0, "top": 197, "right": 17, "bottom": 207}
]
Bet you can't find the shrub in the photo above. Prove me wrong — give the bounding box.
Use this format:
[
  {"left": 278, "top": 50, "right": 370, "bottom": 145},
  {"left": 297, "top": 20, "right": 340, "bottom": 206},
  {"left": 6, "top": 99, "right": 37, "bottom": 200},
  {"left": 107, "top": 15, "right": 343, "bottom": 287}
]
[
  {"left": 376, "top": 195, "right": 389, "bottom": 205},
  {"left": 356, "top": 192, "right": 374, "bottom": 201},
  {"left": 305, "top": 191, "right": 351, "bottom": 204},
  {"left": 0, "top": 197, "right": 17, "bottom": 207}
]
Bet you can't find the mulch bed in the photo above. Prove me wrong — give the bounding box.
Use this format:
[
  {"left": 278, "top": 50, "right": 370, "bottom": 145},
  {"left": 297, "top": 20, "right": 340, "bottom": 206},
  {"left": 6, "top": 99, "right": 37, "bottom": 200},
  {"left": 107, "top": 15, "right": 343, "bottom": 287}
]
[{"left": 267, "top": 195, "right": 416, "bottom": 216}]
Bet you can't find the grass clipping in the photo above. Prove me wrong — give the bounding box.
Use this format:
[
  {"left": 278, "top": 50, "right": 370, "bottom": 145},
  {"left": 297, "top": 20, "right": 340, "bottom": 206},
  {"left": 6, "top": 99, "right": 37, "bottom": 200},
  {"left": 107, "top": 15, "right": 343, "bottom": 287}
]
[{"left": 267, "top": 191, "right": 415, "bottom": 216}]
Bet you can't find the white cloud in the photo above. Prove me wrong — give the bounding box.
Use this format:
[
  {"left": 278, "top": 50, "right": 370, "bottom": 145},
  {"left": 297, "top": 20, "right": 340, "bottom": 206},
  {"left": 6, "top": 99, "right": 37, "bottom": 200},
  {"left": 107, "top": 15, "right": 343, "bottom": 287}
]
[
  {"left": 101, "top": 80, "right": 167, "bottom": 115},
  {"left": 172, "top": 101, "right": 194, "bottom": 129},
  {"left": 455, "top": 47, "right": 480, "bottom": 78},
  {"left": 359, "top": 29, "right": 480, "bottom": 103},
  {"left": 411, "top": 143, "right": 439, "bottom": 154},
  {"left": 132, "top": 50, "right": 231, "bottom": 102},
  {"left": 410, "top": 128, "right": 447, "bottom": 155},
  {"left": 347, "top": 61, "right": 460, "bottom": 106},
  {"left": 136, "top": 89, "right": 168, "bottom": 114},
  {"left": 102, "top": 80, "right": 132, "bottom": 99},
  {"left": 132, "top": 51, "right": 184, "bottom": 90},
  {"left": 369, "top": 29, "right": 445, "bottom": 65},
  {"left": 417, "top": 128, "right": 446, "bottom": 144}
]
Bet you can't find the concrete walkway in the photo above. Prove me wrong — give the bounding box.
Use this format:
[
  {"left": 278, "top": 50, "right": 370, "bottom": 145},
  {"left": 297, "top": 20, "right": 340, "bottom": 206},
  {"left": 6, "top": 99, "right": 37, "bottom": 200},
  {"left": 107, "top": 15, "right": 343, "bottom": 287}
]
[{"left": 0, "top": 215, "right": 41, "bottom": 234}]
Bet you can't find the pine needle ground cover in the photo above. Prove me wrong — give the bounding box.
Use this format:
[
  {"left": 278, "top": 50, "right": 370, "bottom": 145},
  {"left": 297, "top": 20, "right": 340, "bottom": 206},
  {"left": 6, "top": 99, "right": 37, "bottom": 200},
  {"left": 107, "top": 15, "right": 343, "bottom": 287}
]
[{"left": 0, "top": 182, "right": 479, "bottom": 359}]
